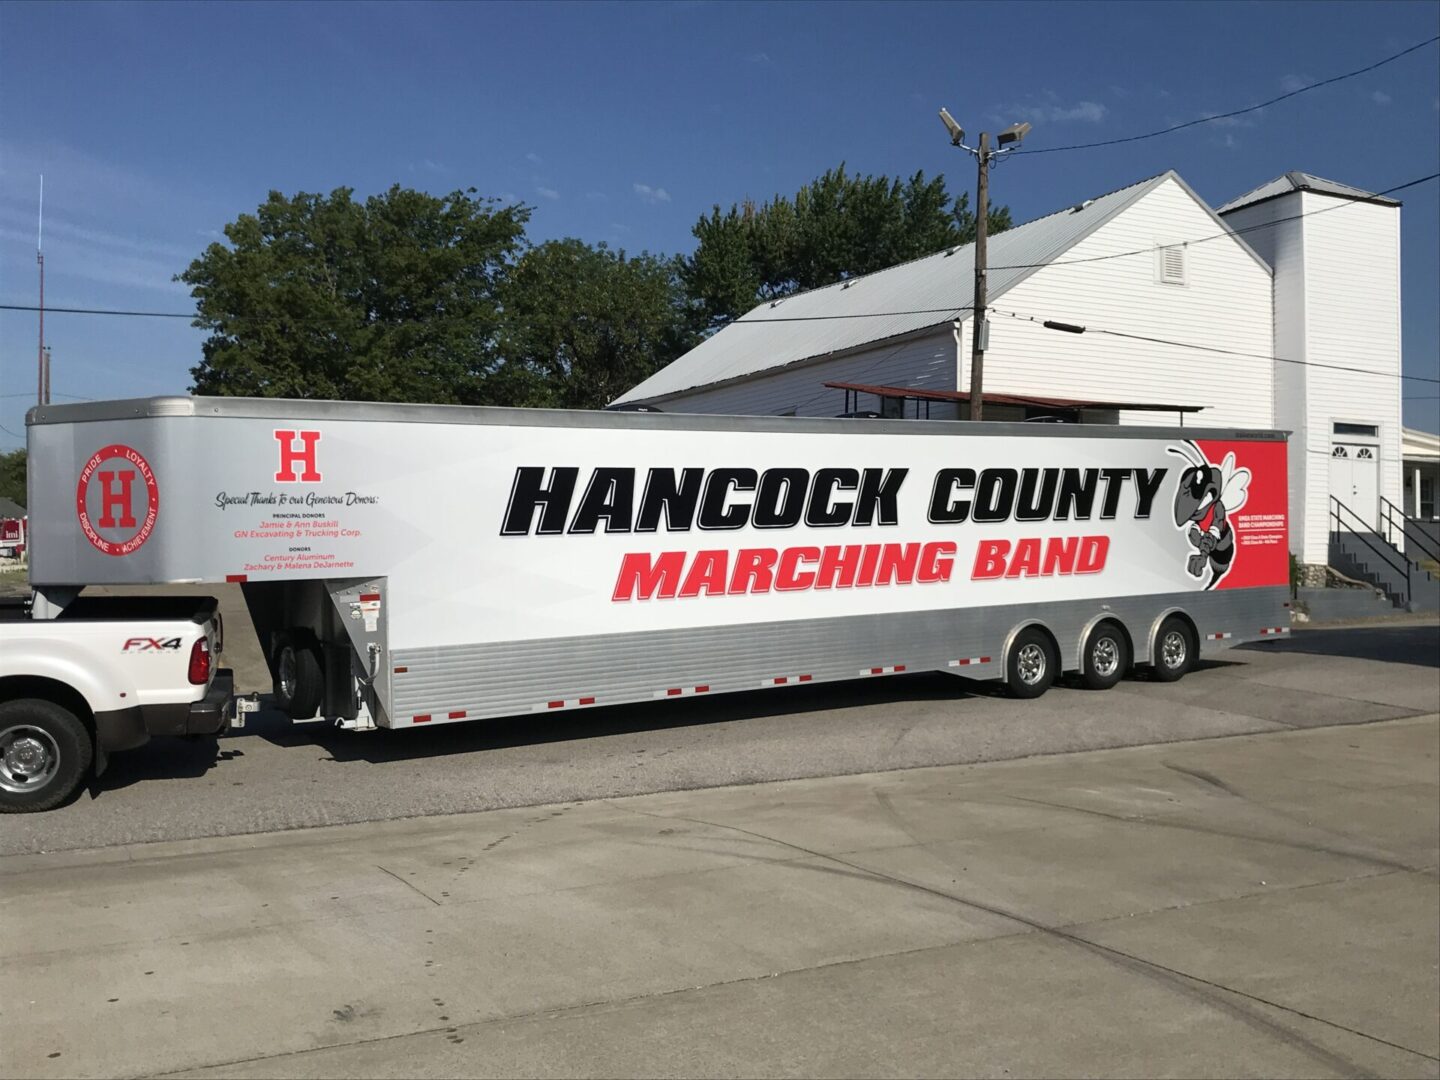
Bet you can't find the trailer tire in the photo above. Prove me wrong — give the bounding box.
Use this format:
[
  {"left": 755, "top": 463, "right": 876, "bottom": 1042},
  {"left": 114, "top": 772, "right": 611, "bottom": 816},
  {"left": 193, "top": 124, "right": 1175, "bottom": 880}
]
[
  {"left": 272, "top": 633, "right": 324, "bottom": 720},
  {"left": 0, "top": 698, "right": 93, "bottom": 813},
  {"left": 1005, "top": 627, "right": 1057, "bottom": 699},
  {"left": 1151, "top": 616, "right": 1195, "bottom": 683},
  {"left": 1080, "top": 621, "right": 1130, "bottom": 691}
]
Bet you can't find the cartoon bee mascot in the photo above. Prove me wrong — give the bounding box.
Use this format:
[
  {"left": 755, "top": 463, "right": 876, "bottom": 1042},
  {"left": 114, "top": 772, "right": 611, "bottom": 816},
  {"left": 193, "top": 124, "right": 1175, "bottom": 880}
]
[{"left": 1167, "top": 441, "right": 1251, "bottom": 588}]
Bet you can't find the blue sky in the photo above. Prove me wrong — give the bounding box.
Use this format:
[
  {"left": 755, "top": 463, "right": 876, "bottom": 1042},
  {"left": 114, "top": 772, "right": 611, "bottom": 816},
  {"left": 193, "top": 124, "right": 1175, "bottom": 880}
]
[{"left": 1, "top": 0, "right": 1437, "bottom": 449}]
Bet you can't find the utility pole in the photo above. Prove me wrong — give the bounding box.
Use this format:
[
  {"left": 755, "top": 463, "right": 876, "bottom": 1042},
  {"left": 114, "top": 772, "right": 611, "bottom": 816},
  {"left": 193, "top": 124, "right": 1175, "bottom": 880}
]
[
  {"left": 42, "top": 347, "right": 52, "bottom": 406},
  {"left": 969, "top": 132, "right": 990, "bottom": 422},
  {"left": 937, "top": 111, "right": 1031, "bottom": 421}
]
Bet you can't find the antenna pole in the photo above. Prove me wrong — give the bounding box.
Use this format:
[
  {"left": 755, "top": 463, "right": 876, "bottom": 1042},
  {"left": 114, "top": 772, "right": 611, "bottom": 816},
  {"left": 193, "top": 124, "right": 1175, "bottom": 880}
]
[{"left": 37, "top": 175, "right": 45, "bottom": 409}]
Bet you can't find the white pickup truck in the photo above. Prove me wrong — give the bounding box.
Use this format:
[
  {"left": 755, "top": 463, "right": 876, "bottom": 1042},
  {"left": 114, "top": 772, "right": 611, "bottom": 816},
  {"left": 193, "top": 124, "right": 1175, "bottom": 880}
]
[{"left": 0, "top": 594, "right": 234, "bottom": 812}]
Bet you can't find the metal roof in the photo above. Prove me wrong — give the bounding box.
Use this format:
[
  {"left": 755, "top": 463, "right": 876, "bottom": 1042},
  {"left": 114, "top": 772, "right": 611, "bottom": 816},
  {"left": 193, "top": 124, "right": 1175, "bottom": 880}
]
[
  {"left": 1218, "top": 171, "right": 1401, "bottom": 215},
  {"left": 826, "top": 381, "right": 1204, "bottom": 413},
  {"left": 616, "top": 171, "right": 1185, "bottom": 405}
]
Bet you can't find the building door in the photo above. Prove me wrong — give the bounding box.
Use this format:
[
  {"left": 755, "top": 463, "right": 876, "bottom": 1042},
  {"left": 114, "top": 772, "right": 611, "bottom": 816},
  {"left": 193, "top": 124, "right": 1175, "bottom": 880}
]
[{"left": 1330, "top": 442, "right": 1379, "bottom": 529}]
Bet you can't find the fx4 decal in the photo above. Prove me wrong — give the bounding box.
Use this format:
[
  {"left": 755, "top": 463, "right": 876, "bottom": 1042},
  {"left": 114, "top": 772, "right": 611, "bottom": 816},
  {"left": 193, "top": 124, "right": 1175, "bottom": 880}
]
[{"left": 123, "top": 637, "right": 183, "bottom": 652}]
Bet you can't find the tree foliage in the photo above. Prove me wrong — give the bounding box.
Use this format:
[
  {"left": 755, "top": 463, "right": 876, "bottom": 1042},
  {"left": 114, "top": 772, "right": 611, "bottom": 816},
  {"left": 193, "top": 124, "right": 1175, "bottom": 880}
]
[
  {"left": 681, "top": 164, "right": 1013, "bottom": 330},
  {"left": 498, "top": 240, "right": 696, "bottom": 410},
  {"left": 181, "top": 186, "right": 529, "bottom": 403},
  {"left": 0, "top": 449, "right": 24, "bottom": 509}
]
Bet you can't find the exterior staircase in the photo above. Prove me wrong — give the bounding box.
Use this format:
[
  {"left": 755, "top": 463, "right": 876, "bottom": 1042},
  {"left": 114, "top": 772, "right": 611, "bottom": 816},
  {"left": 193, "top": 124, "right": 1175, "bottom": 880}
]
[{"left": 1328, "top": 496, "right": 1440, "bottom": 612}]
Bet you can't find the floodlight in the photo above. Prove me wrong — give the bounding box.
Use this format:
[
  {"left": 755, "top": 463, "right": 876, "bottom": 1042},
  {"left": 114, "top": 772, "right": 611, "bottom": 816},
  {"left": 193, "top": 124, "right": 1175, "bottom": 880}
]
[
  {"left": 938, "top": 108, "right": 965, "bottom": 146},
  {"left": 996, "top": 121, "right": 1032, "bottom": 147}
]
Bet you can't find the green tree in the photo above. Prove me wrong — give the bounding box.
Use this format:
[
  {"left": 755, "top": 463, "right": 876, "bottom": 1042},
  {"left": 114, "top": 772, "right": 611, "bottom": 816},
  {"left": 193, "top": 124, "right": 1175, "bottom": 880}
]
[
  {"left": 180, "top": 186, "right": 529, "bottom": 403},
  {"left": 0, "top": 448, "right": 24, "bottom": 509},
  {"left": 499, "top": 240, "right": 697, "bottom": 410},
  {"left": 682, "top": 165, "right": 1013, "bottom": 330}
]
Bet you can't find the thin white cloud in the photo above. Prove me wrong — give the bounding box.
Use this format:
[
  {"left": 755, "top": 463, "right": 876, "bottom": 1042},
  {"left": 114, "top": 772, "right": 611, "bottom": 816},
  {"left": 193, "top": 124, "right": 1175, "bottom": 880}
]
[
  {"left": 633, "top": 182, "right": 671, "bottom": 204},
  {"left": 1370, "top": 90, "right": 1392, "bottom": 106},
  {"left": 1280, "top": 74, "right": 1311, "bottom": 93},
  {"left": 747, "top": 51, "right": 772, "bottom": 65},
  {"left": 536, "top": 186, "right": 560, "bottom": 201},
  {"left": 525, "top": 152, "right": 543, "bottom": 165},
  {"left": 994, "top": 94, "right": 1106, "bottom": 125}
]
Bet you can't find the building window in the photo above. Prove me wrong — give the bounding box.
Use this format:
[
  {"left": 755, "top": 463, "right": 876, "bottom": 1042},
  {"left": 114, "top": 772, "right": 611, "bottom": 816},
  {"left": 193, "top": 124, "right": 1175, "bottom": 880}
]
[
  {"left": 1356, "top": 447, "right": 1374, "bottom": 460},
  {"left": 1423, "top": 475, "right": 1436, "bottom": 519},
  {"left": 1332, "top": 445, "right": 1348, "bottom": 458},
  {"left": 1334, "top": 422, "right": 1379, "bottom": 437}
]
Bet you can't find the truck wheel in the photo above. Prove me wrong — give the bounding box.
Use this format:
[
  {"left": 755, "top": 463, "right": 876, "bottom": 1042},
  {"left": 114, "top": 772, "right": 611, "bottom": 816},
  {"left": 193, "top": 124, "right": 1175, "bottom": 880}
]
[
  {"left": 0, "top": 699, "right": 93, "bottom": 813},
  {"left": 272, "top": 634, "right": 324, "bottom": 720},
  {"left": 1005, "top": 628, "right": 1057, "bottom": 699},
  {"left": 1080, "top": 621, "right": 1130, "bottom": 691},
  {"left": 1151, "top": 616, "right": 1195, "bottom": 683}
]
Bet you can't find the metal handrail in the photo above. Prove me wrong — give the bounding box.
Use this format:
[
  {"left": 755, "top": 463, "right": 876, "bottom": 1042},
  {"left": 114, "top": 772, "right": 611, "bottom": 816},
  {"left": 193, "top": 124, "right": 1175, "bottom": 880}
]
[
  {"left": 1330, "top": 495, "right": 1410, "bottom": 604},
  {"left": 1380, "top": 495, "right": 1440, "bottom": 565}
]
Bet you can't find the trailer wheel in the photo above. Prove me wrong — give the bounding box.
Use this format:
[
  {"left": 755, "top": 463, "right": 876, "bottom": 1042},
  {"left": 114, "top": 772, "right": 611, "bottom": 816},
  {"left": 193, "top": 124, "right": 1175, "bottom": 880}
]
[
  {"left": 272, "top": 633, "right": 324, "bottom": 720},
  {"left": 1005, "top": 628, "right": 1057, "bottom": 699},
  {"left": 1080, "top": 621, "right": 1130, "bottom": 691},
  {"left": 0, "top": 698, "right": 93, "bottom": 813},
  {"left": 1151, "top": 616, "right": 1195, "bottom": 683}
]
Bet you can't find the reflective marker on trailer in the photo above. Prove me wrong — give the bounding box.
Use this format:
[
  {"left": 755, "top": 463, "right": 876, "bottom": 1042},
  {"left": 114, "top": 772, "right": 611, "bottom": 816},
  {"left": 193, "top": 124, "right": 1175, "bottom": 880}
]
[
  {"left": 1208, "top": 632, "right": 1233, "bottom": 640},
  {"left": 226, "top": 574, "right": 247, "bottom": 583},
  {"left": 534, "top": 696, "right": 597, "bottom": 712},
  {"left": 949, "top": 656, "right": 992, "bottom": 667},
  {"left": 413, "top": 714, "right": 431, "bottom": 724},
  {"left": 448, "top": 710, "right": 466, "bottom": 719},
  {"left": 861, "top": 665, "right": 907, "bottom": 676},
  {"left": 654, "top": 685, "right": 710, "bottom": 699},
  {"left": 761, "top": 674, "right": 813, "bottom": 687},
  {"left": 1259, "top": 626, "right": 1290, "bottom": 636}
]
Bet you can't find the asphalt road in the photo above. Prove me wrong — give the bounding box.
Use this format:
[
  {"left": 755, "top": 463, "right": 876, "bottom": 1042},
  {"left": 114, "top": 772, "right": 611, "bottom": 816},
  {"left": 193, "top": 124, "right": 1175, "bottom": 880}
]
[{"left": 7, "top": 608, "right": 1437, "bottom": 856}]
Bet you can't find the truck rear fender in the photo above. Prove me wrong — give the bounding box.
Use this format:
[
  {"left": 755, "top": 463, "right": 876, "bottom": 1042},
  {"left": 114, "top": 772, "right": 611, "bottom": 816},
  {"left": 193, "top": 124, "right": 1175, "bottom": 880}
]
[{"left": 0, "top": 638, "right": 136, "bottom": 717}]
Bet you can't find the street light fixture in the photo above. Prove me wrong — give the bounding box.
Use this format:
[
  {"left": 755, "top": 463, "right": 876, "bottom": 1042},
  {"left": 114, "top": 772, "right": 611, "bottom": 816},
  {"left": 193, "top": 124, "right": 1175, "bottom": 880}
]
[{"left": 937, "top": 109, "right": 1032, "bottom": 420}]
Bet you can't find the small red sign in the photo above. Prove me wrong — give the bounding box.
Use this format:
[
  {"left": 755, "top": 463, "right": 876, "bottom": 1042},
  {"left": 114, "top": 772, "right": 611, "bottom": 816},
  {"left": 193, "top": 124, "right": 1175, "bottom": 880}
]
[{"left": 76, "top": 444, "right": 160, "bottom": 556}]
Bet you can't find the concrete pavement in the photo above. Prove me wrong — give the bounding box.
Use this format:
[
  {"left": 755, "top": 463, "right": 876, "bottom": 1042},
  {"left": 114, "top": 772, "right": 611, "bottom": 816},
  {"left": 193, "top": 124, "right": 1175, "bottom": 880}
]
[
  {"left": 8, "top": 620, "right": 1438, "bottom": 856},
  {"left": 3, "top": 715, "right": 1436, "bottom": 1078}
]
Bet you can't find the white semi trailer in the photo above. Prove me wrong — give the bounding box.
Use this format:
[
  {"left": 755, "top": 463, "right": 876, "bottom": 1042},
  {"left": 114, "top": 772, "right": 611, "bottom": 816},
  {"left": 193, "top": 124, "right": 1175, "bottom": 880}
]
[{"left": 22, "top": 397, "right": 1289, "bottom": 761}]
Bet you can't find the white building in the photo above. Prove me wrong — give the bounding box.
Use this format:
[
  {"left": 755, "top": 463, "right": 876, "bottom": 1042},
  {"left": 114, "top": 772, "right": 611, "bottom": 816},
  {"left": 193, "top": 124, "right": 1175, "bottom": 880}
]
[{"left": 615, "top": 169, "right": 1406, "bottom": 577}]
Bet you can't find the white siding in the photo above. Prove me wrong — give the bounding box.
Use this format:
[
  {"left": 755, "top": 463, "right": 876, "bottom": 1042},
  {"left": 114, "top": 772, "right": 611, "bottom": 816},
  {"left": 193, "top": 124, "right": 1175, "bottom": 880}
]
[
  {"left": 957, "top": 175, "right": 1275, "bottom": 430},
  {"left": 1221, "top": 196, "right": 1310, "bottom": 559},
  {"left": 656, "top": 329, "right": 957, "bottom": 418},
  {"left": 1295, "top": 193, "right": 1404, "bottom": 561}
]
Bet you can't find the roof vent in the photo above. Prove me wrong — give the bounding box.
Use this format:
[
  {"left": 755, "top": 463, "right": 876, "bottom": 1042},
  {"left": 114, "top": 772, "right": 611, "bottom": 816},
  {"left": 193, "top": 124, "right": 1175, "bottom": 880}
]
[
  {"left": 1070, "top": 199, "right": 1094, "bottom": 213},
  {"left": 1158, "top": 244, "right": 1186, "bottom": 286}
]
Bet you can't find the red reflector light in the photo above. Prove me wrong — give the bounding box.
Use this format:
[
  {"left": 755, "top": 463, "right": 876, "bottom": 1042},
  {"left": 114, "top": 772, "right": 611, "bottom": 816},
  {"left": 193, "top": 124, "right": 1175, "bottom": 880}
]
[{"left": 188, "top": 638, "right": 211, "bottom": 685}]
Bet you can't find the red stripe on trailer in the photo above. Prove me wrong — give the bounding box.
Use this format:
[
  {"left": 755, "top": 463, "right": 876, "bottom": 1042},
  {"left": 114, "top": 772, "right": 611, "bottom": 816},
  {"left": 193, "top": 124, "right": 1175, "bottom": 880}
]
[
  {"left": 762, "top": 674, "right": 813, "bottom": 687},
  {"left": 1259, "top": 626, "right": 1290, "bottom": 636},
  {"left": 359, "top": 593, "right": 380, "bottom": 602},
  {"left": 448, "top": 710, "right": 466, "bottom": 719},
  {"left": 547, "top": 700, "right": 565, "bottom": 709},
  {"left": 1209, "top": 632, "right": 1233, "bottom": 640},
  {"left": 225, "top": 574, "right": 247, "bottom": 583},
  {"left": 949, "top": 656, "right": 992, "bottom": 667},
  {"left": 862, "top": 665, "right": 906, "bottom": 676},
  {"left": 579, "top": 696, "right": 595, "bottom": 706},
  {"left": 393, "top": 666, "right": 408, "bottom": 674},
  {"left": 656, "top": 684, "right": 712, "bottom": 699},
  {"left": 413, "top": 714, "right": 432, "bottom": 724}
]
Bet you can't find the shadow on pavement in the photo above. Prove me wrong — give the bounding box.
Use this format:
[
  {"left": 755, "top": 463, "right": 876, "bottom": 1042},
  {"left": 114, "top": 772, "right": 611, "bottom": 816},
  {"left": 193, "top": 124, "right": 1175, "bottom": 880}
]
[{"left": 1238, "top": 623, "right": 1439, "bottom": 668}]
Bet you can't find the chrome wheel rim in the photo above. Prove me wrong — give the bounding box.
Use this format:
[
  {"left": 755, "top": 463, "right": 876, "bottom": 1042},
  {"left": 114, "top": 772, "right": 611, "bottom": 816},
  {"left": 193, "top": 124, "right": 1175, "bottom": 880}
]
[
  {"left": 0, "top": 725, "right": 61, "bottom": 794},
  {"left": 277, "top": 648, "right": 296, "bottom": 700},
  {"left": 1017, "top": 643, "right": 1047, "bottom": 685},
  {"left": 1161, "top": 630, "right": 1187, "bottom": 669},
  {"left": 1092, "top": 637, "right": 1120, "bottom": 677}
]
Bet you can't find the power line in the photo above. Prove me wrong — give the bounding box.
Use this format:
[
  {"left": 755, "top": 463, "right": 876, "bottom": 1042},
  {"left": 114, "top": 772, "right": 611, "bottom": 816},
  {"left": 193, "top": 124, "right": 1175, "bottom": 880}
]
[
  {"left": 989, "top": 173, "right": 1438, "bottom": 271},
  {"left": 0, "top": 303, "right": 195, "bottom": 318},
  {"left": 1016, "top": 36, "right": 1440, "bottom": 155},
  {"left": 989, "top": 307, "right": 1440, "bottom": 385}
]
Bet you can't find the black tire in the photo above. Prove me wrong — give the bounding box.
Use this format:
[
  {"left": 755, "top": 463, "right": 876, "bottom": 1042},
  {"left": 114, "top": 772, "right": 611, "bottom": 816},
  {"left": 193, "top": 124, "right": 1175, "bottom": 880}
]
[
  {"left": 1151, "top": 616, "right": 1196, "bottom": 683},
  {"left": 272, "top": 632, "right": 324, "bottom": 720},
  {"left": 1005, "top": 627, "right": 1058, "bottom": 699},
  {"left": 1080, "top": 621, "right": 1130, "bottom": 691},
  {"left": 0, "top": 698, "right": 93, "bottom": 813}
]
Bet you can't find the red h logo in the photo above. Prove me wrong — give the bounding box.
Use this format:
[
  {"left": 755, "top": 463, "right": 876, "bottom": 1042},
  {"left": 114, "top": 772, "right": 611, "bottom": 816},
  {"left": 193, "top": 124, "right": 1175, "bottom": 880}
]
[
  {"left": 97, "top": 470, "right": 137, "bottom": 528},
  {"left": 274, "top": 430, "right": 322, "bottom": 483}
]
